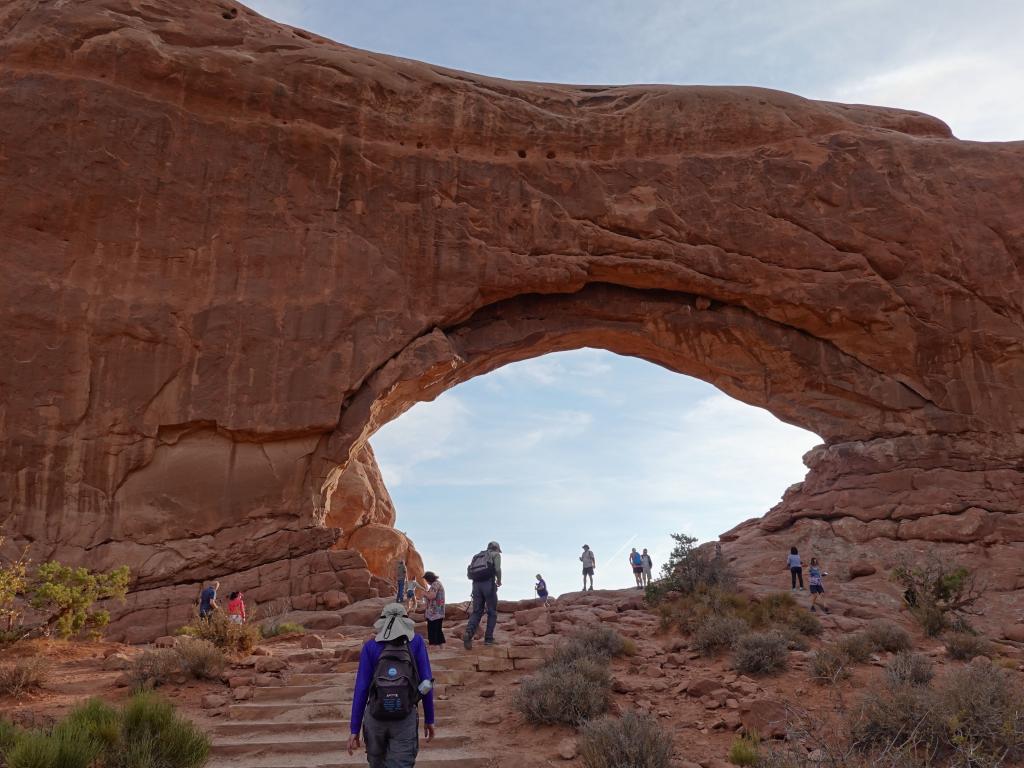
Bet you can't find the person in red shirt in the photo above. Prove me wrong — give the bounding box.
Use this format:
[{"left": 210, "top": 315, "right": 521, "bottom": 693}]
[{"left": 226, "top": 591, "right": 246, "bottom": 624}]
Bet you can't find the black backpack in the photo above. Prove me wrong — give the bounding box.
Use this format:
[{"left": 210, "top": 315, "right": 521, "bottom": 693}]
[
  {"left": 368, "top": 637, "right": 420, "bottom": 720},
  {"left": 467, "top": 550, "right": 495, "bottom": 582}
]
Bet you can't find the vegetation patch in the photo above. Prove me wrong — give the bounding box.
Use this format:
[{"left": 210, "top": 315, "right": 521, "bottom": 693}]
[
  {"left": 178, "top": 611, "right": 260, "bottom": 654},
  {"left": 579, "top": 712, "right": 672, "bottom": 768},
  {"left": 728, "top": 731, "right": 761, "bottom": 766},
  {"left": 884, "top": 651, "right": 933, "bottom": 688},
  {"left": 260, "top": 621, "right": 306, "bottom": 639},
  {"left": 0, "top": 656, "right": 48, "bottom": 697},
  {"left": 863, "top": 621, "right": 912, "bottom": 653},
  {"left": 892, "top": 556, "right": 982, "bottom": 637},
  {"left": 733, "top": 630, "right": 789, "bottom": 676},
  {"left": 809, "top": 646, "right": 850, "bottom": 685},
  {"left": 692, "top": 614, "right": 749, "bottom": 655}
]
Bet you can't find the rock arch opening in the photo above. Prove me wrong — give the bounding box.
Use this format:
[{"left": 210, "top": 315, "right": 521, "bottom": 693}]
[{"left": 365, "top": 347, "right": 821, "bottom": 599}]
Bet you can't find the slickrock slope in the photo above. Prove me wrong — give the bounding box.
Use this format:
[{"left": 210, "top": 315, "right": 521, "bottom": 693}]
[{"left": 1, "top": 0, "right": 1022, "bottom": 636}]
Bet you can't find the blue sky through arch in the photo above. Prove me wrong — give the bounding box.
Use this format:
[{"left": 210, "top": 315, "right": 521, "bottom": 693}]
[{"left": 370, "top": 350, "right": 821, "bottom": 600}]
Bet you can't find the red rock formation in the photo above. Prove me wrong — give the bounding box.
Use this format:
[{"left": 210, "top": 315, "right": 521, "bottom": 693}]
[{"left": 1, "top": 1, "right": 1022, "bottom": 637}]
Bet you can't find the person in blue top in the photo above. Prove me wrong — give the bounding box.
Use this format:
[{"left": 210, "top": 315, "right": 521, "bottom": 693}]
[
  {"left": 198, "top": 581, "right": 219, "bottom": 619},
  {"left": 348, "top": 603, "right": 435, "bottom": 767},
  {"left": 808, "top": 557, "right": 830, "bottom": 613},
  {"left": 629, "top": 548, "right": 644, "bottom": 589}
]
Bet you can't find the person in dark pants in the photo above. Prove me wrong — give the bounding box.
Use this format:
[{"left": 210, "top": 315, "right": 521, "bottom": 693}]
[
  {"left": 423, "top": 571, "right": 446, "bottom": 646},
  {"left": 347, "top": 603, "right": 435, "bottom": 767},
  {"left": 787, "top": 546, "right": 804, "bottom": 590},
  {"left": 395, "top": 559, "right": 407, "bottom": 604},
  {"left": 463, "top": 541, "right": 502, "bottom": 649}
]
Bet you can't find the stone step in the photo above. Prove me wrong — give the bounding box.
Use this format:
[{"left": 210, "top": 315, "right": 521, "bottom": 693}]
[
  {"left": 205, "top": 750, "right": 493, "bottom": 768},
  {"left": 229, "top": 702, "right": 348, "bottom": 721},
  {"left": 211, "top": 734, "right": 472, "bottom": 757},
  {"left": 211, "top": 717, "right": 459, "bottom": 739},
  {"left": 251, "top": 685, "right": 351, "bottom": 703}
]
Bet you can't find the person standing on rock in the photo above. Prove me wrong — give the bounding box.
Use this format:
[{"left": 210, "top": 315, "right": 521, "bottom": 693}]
[
  {"left": 641, "top": 549, "right": 654, "bottom": 587},
  {"left": 463, "top": 541, "right": 502, "bottom": 649},
  {"left": 787, "top": 546, "right": 804, "bottom": 590},
  {"left": 580, "top": 545, "right": 596, "bottom": 591},
  {"left": 226, "top": 591, "right": 246, "bottom": 624},
  {"left": 423, "top": 571, "right": 446, "bottom": 646},
  {"left": 348, "top": 603, "right": 435, "bottom": 766},
  {"left": 395, "top": 559, "right": 407, "bottom": 604},
  {"left": 535, "top": 574, "right": 550, "bottom": 606},
  {"left": 198, "top": 581, "right": 219, "bottom": 619},
  {"left": 629, "top": 548, "right": 644, "bottom": 588},
  {"left": 808, "top": 557, "right": 830, "bottom": 613}
]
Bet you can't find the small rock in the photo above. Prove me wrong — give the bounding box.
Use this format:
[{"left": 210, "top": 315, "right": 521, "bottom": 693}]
[
  {"left": 479, "top": 689, "right": 495, "bottom": 698},
  {"left": 302, "top": 635, "right": 324, "bottom": 649},
  {"left": 477, "top": 713, "right": 502, "bottom": 725},
  {"left": 251, "top": 646, "right": 271, "bottom": 656},
  {"left": 201, "top": 694, "right": 228, "bottom": 709},
  {"left": 557, "top": 737, "right": 577, "bottom": 760},
  {"left": 254, "top": 656, "right": 287, "bottom": 673},
  {"left": 232, "top": 686, "right": 252, "bottom": 701},
  {"left": 102, "top": 652, "right": 133, "bottom": 671},
  {"left": 154, "top": 636, "right": 177, "bottom": 649}
]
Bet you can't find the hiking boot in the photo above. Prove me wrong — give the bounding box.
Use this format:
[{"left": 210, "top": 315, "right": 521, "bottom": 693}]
[
  {"left": 483, "top": 639, "right": 495, "bottom": 646},
  {"left": 462, "top": 632, "right": 473, "bottom": 650}
]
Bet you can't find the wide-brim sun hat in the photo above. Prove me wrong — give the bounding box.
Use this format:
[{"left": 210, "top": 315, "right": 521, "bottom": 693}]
[{"left": 374, "top": 602, "right": 416, "bottom": 642}]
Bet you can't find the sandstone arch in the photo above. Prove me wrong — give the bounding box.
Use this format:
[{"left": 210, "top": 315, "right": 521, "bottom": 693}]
[{"left": 1, "top": 0, "right": 1022, "bottom": 639}]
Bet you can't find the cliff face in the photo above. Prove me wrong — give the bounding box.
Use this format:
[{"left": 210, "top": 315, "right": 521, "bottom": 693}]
[{"left": 1, "top": 1, "right": 1022, "bottom": 638}]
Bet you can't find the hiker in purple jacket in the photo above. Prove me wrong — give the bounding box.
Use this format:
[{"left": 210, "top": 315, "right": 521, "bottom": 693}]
[{"left": 347, "top": 603, "right": 435, "bottom": 766}]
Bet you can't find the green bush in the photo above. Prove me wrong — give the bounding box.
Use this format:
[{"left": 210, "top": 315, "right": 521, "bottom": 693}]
[
  {"left": 552, "top": 626, "right": 633, "bottom": 665},
  {"left": 0, "top": 719, "right": 21, "bottom": 754},
  {"left": 260, "top": 621, "right": 305, "bottom": 639},
  {"left": 728, "top": 731, "right": 760, "bottom": 765},
  {"left": 810, "top": 646, "right": 850, "bottom": 684},
  {"left": 5, "top": 722, "right": 101, "bottom": 768},
  {"left": 884, "top": 651, "right": 933, "bottom": 688},
  {"left": 120, "top": 692, "right": 209, "bottom": 768},
  {"left": 174, "top": 638, "right": 226, "bottom": 680},
  {"left": 693, "top": 614, "right": 748, "bottom": 655},
  {"left": 944, "top": 632, "right": 991, "bottom": 661},
  {"left": 783, "top": 608, "right": 823, "bottom": 637},
  {"left": 0, "top": 657, "right": 48, "bottom": 696},
  {"left": 649, "top": 532, "right": 734, "bottom": 599},
  {"left": 733, "top": 631, "right": 788, "bottom": 675},
  {"left": 892, "top": 557, "right": 982, "bottom": 637},
  {"left": 579, "top": 712, "right": 672, "bottom": 768},
  {"left": 514, "top": 656, "right": 612, "bottom": 725},
  {"left": 837, "top": 632, "right": 874, "bottom": 663},
  {"left": 28, "top": 562, "right": 130, "bottom": 640},
  {"left": 772, "top": 624, "right": 810, "bottom": 652},
  {"left": 864, "top": 621, "right": 912, "bottom": 653},
  {"left": 179, "top": 611, "right": 259, "bottom": 654}
]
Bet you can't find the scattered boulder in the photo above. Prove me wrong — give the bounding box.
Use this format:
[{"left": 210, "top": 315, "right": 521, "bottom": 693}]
[
  {"left": 557, "top": 737, "right": 578, "bottom": 759},
  {"left": 302, "top": 634, "right": 324, "bottom": 649},
  {"left": 254, "top": 656, "right": 287, "bottom": 673},
  {"left": 201, "top": 694, "right": 228, "bottom": 709}
]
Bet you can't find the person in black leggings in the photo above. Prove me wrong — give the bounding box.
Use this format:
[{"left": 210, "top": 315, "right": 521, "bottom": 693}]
[{"left": 787, "top": 546, "right": 804, "bottom": 590}]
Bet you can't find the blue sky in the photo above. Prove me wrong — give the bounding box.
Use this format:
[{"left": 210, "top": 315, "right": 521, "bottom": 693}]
[{"left": 247, "top": 1, "right": 1024, "bottom": 598}]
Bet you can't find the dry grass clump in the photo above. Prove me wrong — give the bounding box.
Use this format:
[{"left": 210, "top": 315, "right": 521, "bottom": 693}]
[
  {"left": 884, "top": 651, "right": 933, "bottom": 688},
  {"left": 260, "top": 621, "right": 305, "bottom": 639},
  {"left": 579, "top": 712, "right": 672, "bottom": 768},
  {"left": 943, "top": 631, "right": 991, "bottom": 661},
  {"left": 810, "top": 646, "right": 850, "bottom": 685},
  {"left": 728, "top": 731, "right": 761, "bottom": 766},
  {"left": 837, "top": 632, "right": 874, "bottom": 663},
  {"left": 0, "top": 656, "right": 48, "bottom": 697},
  {"left": 864, "top": 621, "right": 912, "bottom": 653},
  {"left": 178, "top": 611, "right": 259, "bottom": 654},
  {"left": 733, "top": 630, "right": 789, "bottom": 676},
  {"left": 552, "top": 626, "right": 635, "bottom": 665},
  {"left": 693, "top": 614, "right": 749, "bottom": 655},
  {"left": 129, "top": 649, "right": 182, "bottom": 691},
  {"left": 173, "top": 638, "right": 226, "bottom": 680}
]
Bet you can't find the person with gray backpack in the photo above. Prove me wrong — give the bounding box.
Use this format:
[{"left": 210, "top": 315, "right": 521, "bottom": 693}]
[
  {"left": 347, "top": 603, "right": 435, "bottom": 766},
  {"left": 463, "top": 541, "right": 502, "bottom": 649}
]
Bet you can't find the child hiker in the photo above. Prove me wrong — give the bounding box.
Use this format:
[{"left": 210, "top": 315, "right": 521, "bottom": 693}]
[{"left": 808, "top": 557, "right": 830, "bottom": 613}]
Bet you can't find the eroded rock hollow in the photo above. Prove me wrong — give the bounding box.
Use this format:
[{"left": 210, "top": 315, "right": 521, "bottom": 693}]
[{"left": 1, "top": 0, "right": 1022, "bottom": 639}]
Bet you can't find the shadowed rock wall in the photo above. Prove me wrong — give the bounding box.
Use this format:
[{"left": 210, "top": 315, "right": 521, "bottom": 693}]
[{"left": 1, "top": 0, "right": 1022, "bottom": 637}]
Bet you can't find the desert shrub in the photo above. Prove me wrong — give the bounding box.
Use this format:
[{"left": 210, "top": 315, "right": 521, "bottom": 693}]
[
  {"left": 179, "top": 611, "right": 259, "bottom": 654},
  {"left": 649, "top": 533, "right": 734, "bottom": 599},
  {"left": 260, "top": 621, "right": 305, "bottom": 638},
  {"left": 783, "top": 608, "right": 823, "bottom": 637},
  {"left": 579, "top": 712, "right": 672, "bottom": 768},
  {"left": 810, "top": 646, "right": 850, "bottom": 684},
  {"left": 0, "top": 538, "right": 29, "bottom": 639},
  {"left": 892, "top": 556, "right": 982, "bottom": 637},
  {"left": 837, "top": 632, "right": 874, "bottom": 663},
  {"left": 728, "top": 731, "right": 760, "bottom": 766},
  {"left": 174, "top": 638, "right": 226, "bottom": 680},
  {"left": 693, "top": 614, "right": 749, "bottom": 655},
  {"left": 0, "top": 656, "right": 48, "bottom": 696},
  {"left": 733, "top": 630, "right": 788, "bottom": 675},
  {"left": 514, "top": 655, "right": 612, "bottom": 725},
  {"left": 849, "top": 683, "right": 941, "bottom": 758},
  {"left": 935, "top": 661, "right": 1024, "bottom": 764},
  {"left": 884, "top": 651, "right": 933, "bottom": 687},
  {"left": 129, "top": 649, "right": 182, "bottom": 690},
  {"left": 944, "top": 631, "right": 991, "bottom": 661},
  {"left": 553, "top": 626, "right": 632, "bottom": 666},
  {"left": 0, "top": 719, "right": 20, "bottom": 753},
  {"left": 5, "top": 722, "right": 102, "bottom": 768},
  {"left": 864, "top": 621, "right": 912, "bottom": 653},
  {"left": 772, "top": 624, "right": 810, "bottom": 652}
]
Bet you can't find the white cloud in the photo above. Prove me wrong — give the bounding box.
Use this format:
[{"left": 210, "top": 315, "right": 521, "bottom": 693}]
[{"left": 371, "top": 393, "right": 470, "bottom": 486}]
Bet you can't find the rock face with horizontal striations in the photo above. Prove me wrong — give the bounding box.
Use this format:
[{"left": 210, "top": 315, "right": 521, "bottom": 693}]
[{"left": 1, "top": 1, "right": 1022, "bottom": 638}]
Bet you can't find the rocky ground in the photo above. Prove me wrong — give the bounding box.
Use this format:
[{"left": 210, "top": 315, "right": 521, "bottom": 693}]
[{"left": 3, "top": 587, "right": 1023, "bottom": 767}]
